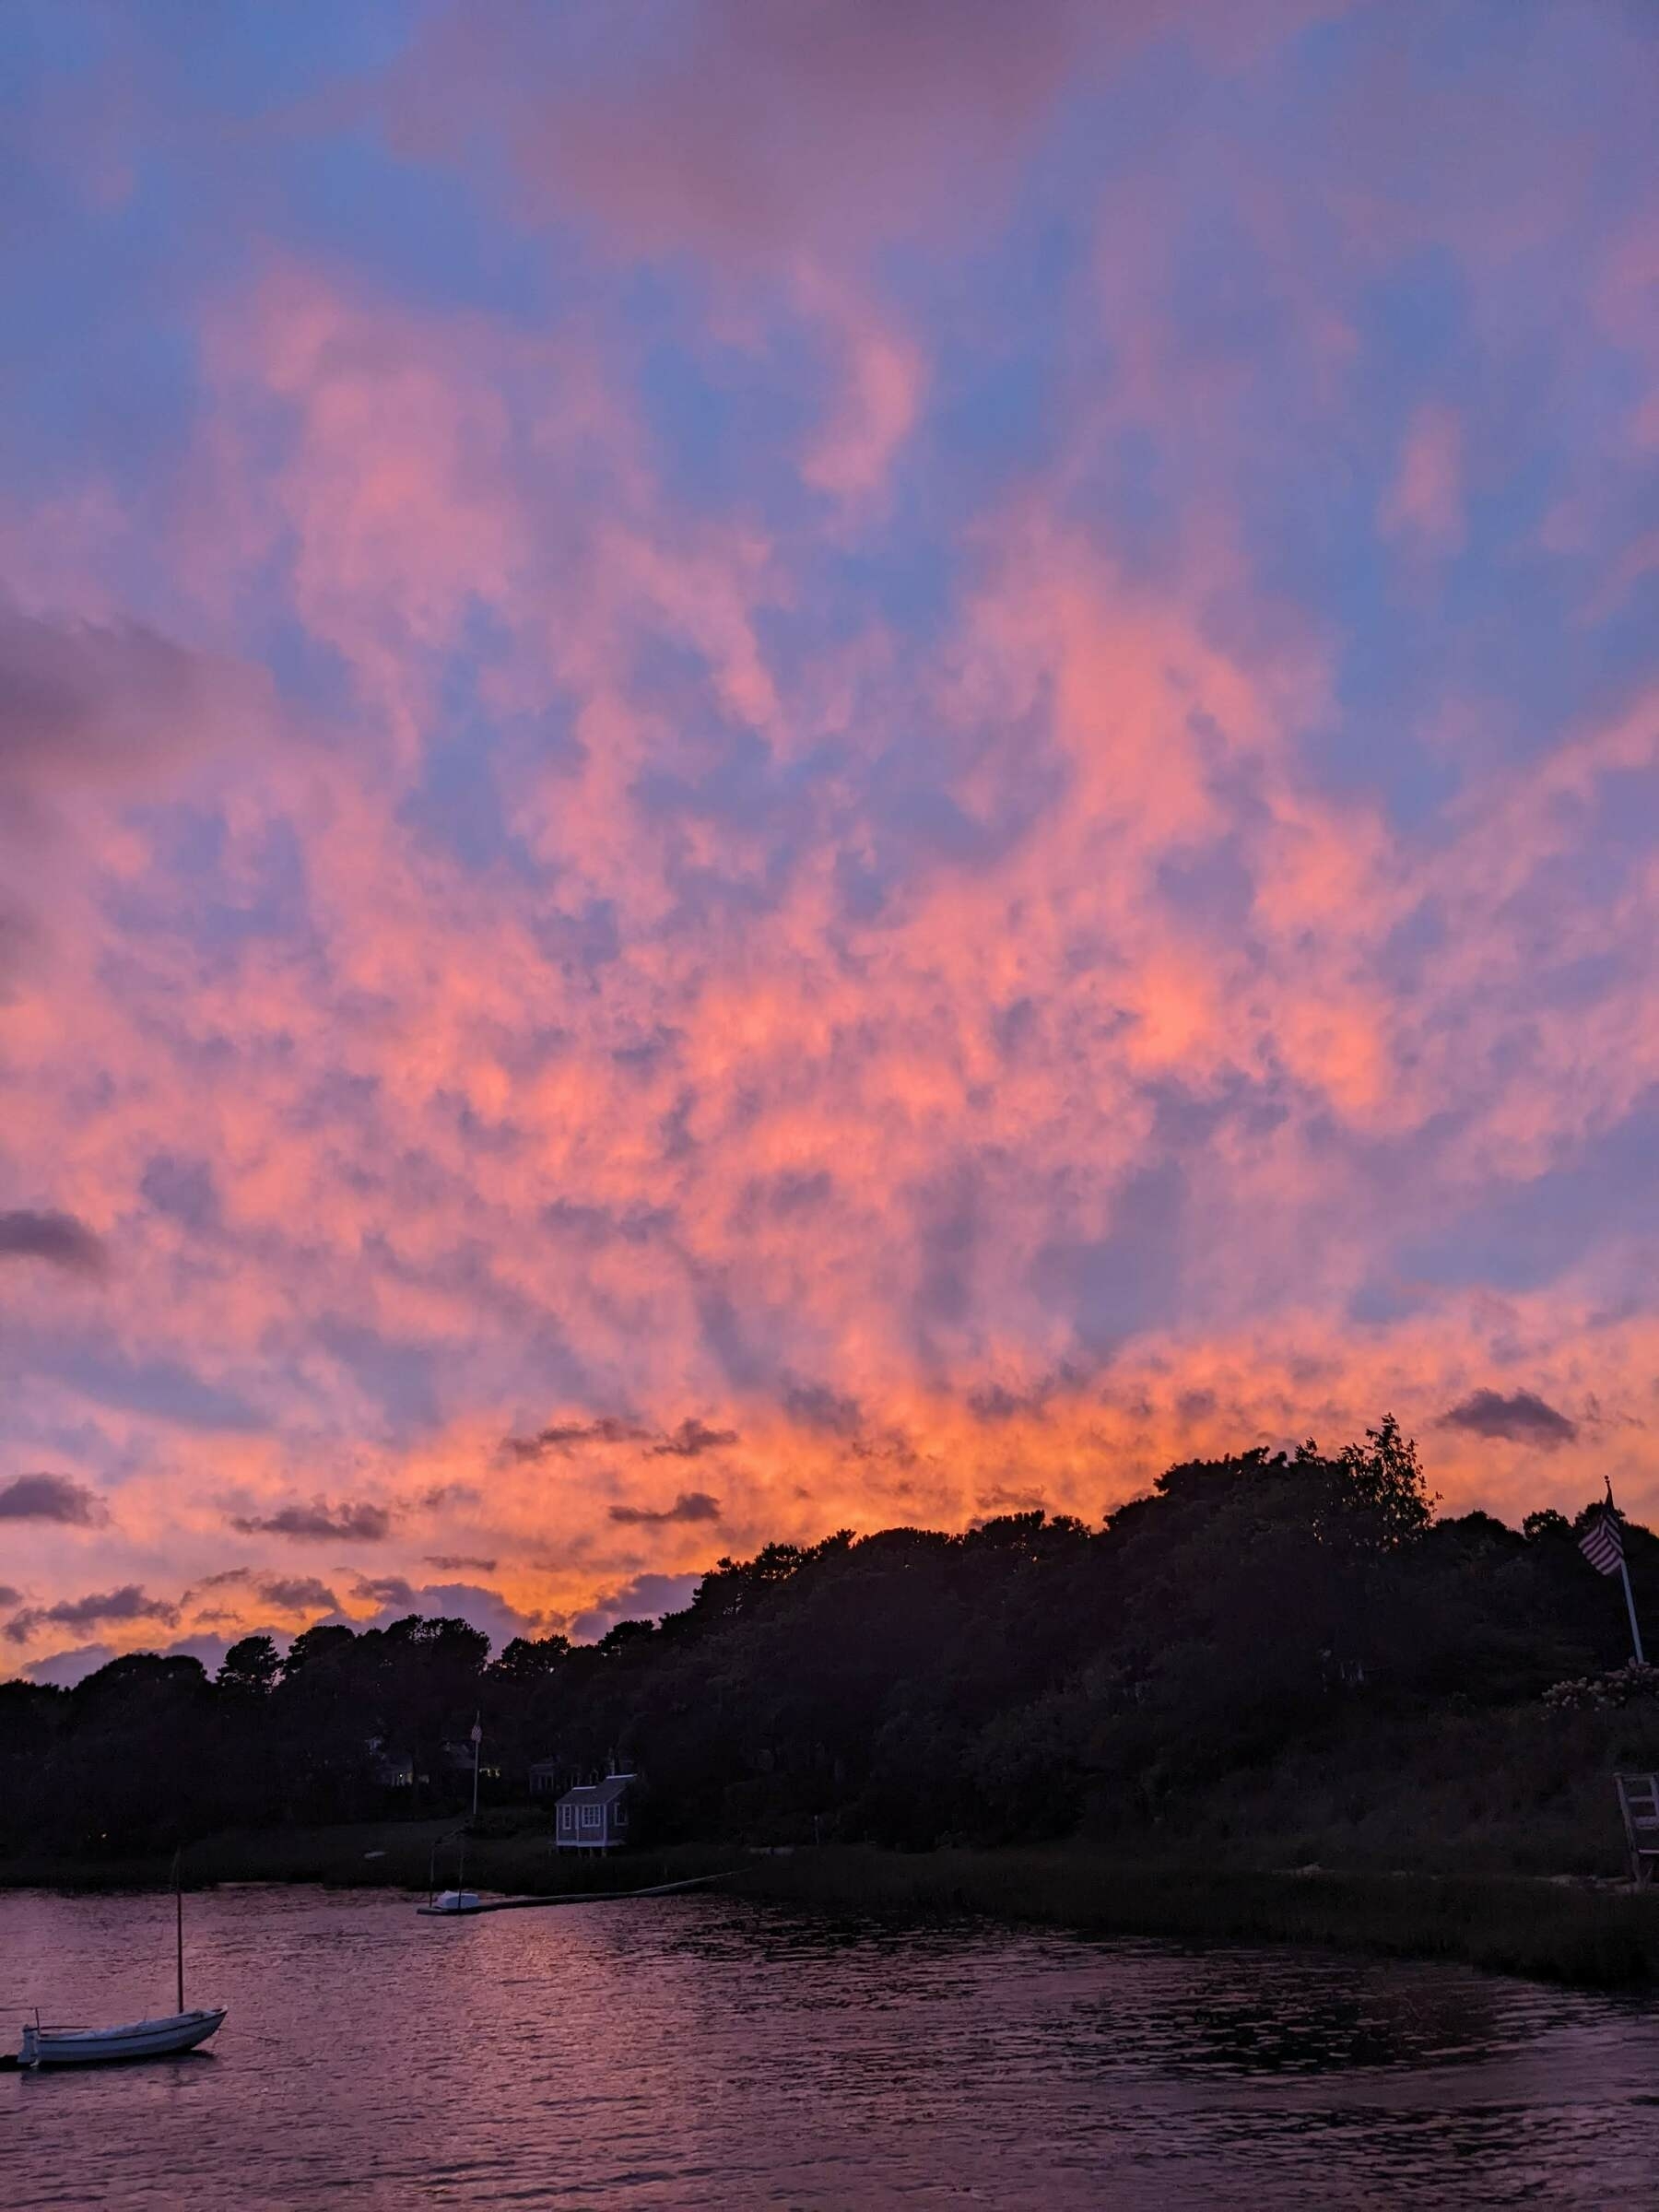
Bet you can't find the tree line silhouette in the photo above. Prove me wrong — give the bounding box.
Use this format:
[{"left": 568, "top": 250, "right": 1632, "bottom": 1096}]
[{"left": 4, "top": 1418, "right": 1656, "bottom": 1868}]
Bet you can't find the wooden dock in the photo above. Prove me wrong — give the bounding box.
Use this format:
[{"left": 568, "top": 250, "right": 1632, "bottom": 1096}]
[{"left": 417, "top": 1868, "right": 741, "bottom": 1916}]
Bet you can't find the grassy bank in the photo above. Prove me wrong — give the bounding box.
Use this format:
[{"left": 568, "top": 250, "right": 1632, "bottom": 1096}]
[
  {"left": 0, "top": 1816, "right": 733, "bottom": 1899},
  {"left": 742, "top": 1844, "right": 1659, "bottom": 1990}
]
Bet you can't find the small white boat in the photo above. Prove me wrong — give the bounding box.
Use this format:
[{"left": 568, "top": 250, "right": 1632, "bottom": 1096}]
[
  {"left": 18, "top": 1847, "right": 227, "bottom": 2068},
  {"left": 20, "top": 2007, "right": 226, "bottom": 2068},
  {"left": 418, "top": 1821, "right": 483, "bottom": 1914}
]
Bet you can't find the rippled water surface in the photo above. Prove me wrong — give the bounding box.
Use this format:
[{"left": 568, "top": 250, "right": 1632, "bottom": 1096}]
[{"left": 5, "top": 1886, "right": 1659, "bottom": 2206}]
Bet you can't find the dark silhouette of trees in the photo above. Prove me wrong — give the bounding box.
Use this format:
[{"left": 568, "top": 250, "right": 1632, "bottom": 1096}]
[
  {"left": 1, "top": 1417, "right": 1654, "bottom": 1865},
  {"left": 491, "top": 1634, "right": 571, "bottom": 1684},
  {"left": 218, "top": 1634, "right": 280, "bottom": 1697}
]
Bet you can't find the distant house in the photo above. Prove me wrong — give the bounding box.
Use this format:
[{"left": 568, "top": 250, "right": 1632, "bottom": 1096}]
[
  {"left": 528, "top": 1758, "right": 563, "bottom": 1796},
  {"left": 442, "top": 1739, "right": 502, "bottom": 1781},
  {"left": 555, "top": 1771, "right": 634, "bottom": 1852},
  {"left": 367, "top": 1738, "right": 414, "bottom": 1789}
]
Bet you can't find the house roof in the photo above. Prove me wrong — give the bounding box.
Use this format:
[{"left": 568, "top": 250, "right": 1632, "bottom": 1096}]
[{"left": 557, "top": 1774, "right": 633, "bottom": 1806}]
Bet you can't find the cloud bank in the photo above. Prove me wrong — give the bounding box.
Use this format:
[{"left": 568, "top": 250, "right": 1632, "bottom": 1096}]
[{"left": 0, "top": 2, "right": 1655, "bottom": 1674}]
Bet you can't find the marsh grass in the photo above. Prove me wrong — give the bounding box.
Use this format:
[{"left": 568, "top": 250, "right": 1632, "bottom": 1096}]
[
  {"left": 740, "top": 1845, "right": 1659, "bottom": 1988},
  {"left": 0, "top": 1819, "right": 733, "bottom": 1899}
]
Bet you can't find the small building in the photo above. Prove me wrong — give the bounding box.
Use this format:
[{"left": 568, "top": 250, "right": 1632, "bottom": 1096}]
[
  {"left": 555, "top": 1771, "right": 634, "bottom": 1852},
  {"left": 442, "top": 1739, "right": 502, "bottom": 1781},
  {"left": 367, "top": 1737, "right": 414, "bottom": 1788},
  {"left": 528, "top": 1758, "right": 563, "bottom": 1796}
]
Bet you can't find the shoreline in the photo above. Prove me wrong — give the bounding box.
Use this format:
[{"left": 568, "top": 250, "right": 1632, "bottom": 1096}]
[
  {"left": 5, "top": 1822, "right": 1659, "bottom": 1990},
  {"left": 745, "top": 1846, "right": 1659, "bottom": 1991}
]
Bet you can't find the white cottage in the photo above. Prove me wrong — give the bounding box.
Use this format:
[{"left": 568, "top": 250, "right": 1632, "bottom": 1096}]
[{"left": 555, "top": 1771, "right": 634, "bottom": 1852}]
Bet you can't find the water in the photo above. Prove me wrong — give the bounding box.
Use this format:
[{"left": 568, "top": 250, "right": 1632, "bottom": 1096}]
[{"left": 4, "top": 1887, "right": 1658, "bottom": 2207}]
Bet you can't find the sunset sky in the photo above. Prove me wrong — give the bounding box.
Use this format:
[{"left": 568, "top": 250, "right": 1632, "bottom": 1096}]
[{"left": 2, "top": 2, "right": 1656, "bottom": 1682}]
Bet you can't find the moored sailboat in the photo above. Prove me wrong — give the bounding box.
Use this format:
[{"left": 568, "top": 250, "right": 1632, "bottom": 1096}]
[
  {"left": 418, "top": 1821, "right": 481, "bottom": 1914},
  {"left": 16, "top": 1849, "right": 227, "bottom": 2068},
  {"left": 20, "top": 2007, "right": 228, "bottom": 2067},
  {"left": 419, "top": 1888, "right": 482, "bottom": 1915}
]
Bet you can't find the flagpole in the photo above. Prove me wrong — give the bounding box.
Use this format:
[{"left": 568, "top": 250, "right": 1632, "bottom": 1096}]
[
  {"left": 1609, "top": 1479, "right": 1646, "bottom": 1665},
  {"left": 1619, "top": 1560, "right": 1645, "bottom": 1665}
]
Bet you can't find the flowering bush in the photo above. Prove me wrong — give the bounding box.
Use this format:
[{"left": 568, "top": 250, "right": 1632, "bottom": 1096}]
[{"left": 1543, "top": 1662, "right": 1659, "bottom": 1712}]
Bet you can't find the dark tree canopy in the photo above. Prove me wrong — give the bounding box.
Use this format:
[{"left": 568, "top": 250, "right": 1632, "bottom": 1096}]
[
  {"left": 218, "top": 1634, "right": 280, "bottom": 1697},
  {"left": 491, "top": 1634, "right": 571, "bottom": 1684},
  {"left": 1, "top": 1418, "right": 1653, "bottom": 1865}
]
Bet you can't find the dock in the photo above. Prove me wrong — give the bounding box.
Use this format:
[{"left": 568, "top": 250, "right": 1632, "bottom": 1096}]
[{"left": 417, "top": 1868, "right": 741, "bottom": 1916}]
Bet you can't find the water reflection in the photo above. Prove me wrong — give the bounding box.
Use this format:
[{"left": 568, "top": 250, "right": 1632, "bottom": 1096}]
[
  {"left": 1068, "top": 1943, "right": 1524, "bottom": 2076},
  {"left": 3, "top": 1888, "right": 1655, "bottom": 2208}
]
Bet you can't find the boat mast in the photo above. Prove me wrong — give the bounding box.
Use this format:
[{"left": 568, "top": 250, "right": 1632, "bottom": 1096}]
[{"left": 172, "top": 1848, "right": 183, "bottom": 2014}]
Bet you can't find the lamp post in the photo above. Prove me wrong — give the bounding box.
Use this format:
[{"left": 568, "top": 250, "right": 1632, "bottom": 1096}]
[{"left": 470, "top": 1715, "right": 483, "bottom": 1825}]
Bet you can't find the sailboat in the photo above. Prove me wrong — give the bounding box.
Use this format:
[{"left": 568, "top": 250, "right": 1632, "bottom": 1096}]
[
  {"left": 418, "top": 1820, "right": 480, "bottom": 1915},
  {"left": 420, "top": 1889, "right": 481, "bottom": 1916},
  {"left": 17, "top": 1851, "right": 227, "bottom": 2067}
]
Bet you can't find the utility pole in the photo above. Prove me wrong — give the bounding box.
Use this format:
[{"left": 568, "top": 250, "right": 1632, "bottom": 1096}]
[{"left": 470, "top": 1714, "right": 483, "bottom": 1824}]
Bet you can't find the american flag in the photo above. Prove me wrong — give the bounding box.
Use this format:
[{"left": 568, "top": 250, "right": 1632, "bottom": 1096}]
[{"left": 1580, "top": 1508, "right": 1625, "bottom": 1576}]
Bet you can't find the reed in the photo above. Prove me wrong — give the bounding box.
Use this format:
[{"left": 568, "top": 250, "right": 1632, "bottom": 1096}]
[
  {"left": 0, "top": 1820, "right": 733, "bottom": 1898},
  {"left": 738, "top": 1845, "right": 1659, "bottom": 1989}
]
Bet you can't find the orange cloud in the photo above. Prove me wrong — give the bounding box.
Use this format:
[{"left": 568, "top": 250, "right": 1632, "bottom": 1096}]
[{"left": 3, "top": 11, "right": 1656, "bottom": 1676}]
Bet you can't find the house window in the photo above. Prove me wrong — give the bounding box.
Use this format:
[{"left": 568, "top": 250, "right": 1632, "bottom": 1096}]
[
  {"left": 614, "top": 1798, "right": 628, "bottom": 1827},
  {"left": 581, "top": 1803, "right": 602, "bottom": 1830},
  {"left": 559, "top": 1805, "right": 574, "bottom": 1830}
]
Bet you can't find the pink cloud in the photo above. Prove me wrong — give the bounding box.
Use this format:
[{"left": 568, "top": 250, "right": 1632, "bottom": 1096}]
[
  {"left": 2, "top": 6, "right": 1656, "bottom": 1677},
  {"left": 1380, "top": 403, "right": 1465, "bottom": 553},
  {"left": 795, "top": 274, "right": 926, "bottom": 507}
]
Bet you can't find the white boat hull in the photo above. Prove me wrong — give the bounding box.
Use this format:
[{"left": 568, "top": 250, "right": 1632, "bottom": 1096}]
[
  {"left": 418, "top": 1888, "right": 481, "bottom": 1915},
  {"left": 20, "top": 2007, "right": 227, "bottom": 2066}
]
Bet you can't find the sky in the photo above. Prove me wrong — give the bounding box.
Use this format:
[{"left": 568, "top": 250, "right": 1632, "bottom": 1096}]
[{"left": 1, "top": 1, "right": 1656, "bottom": 1684}]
